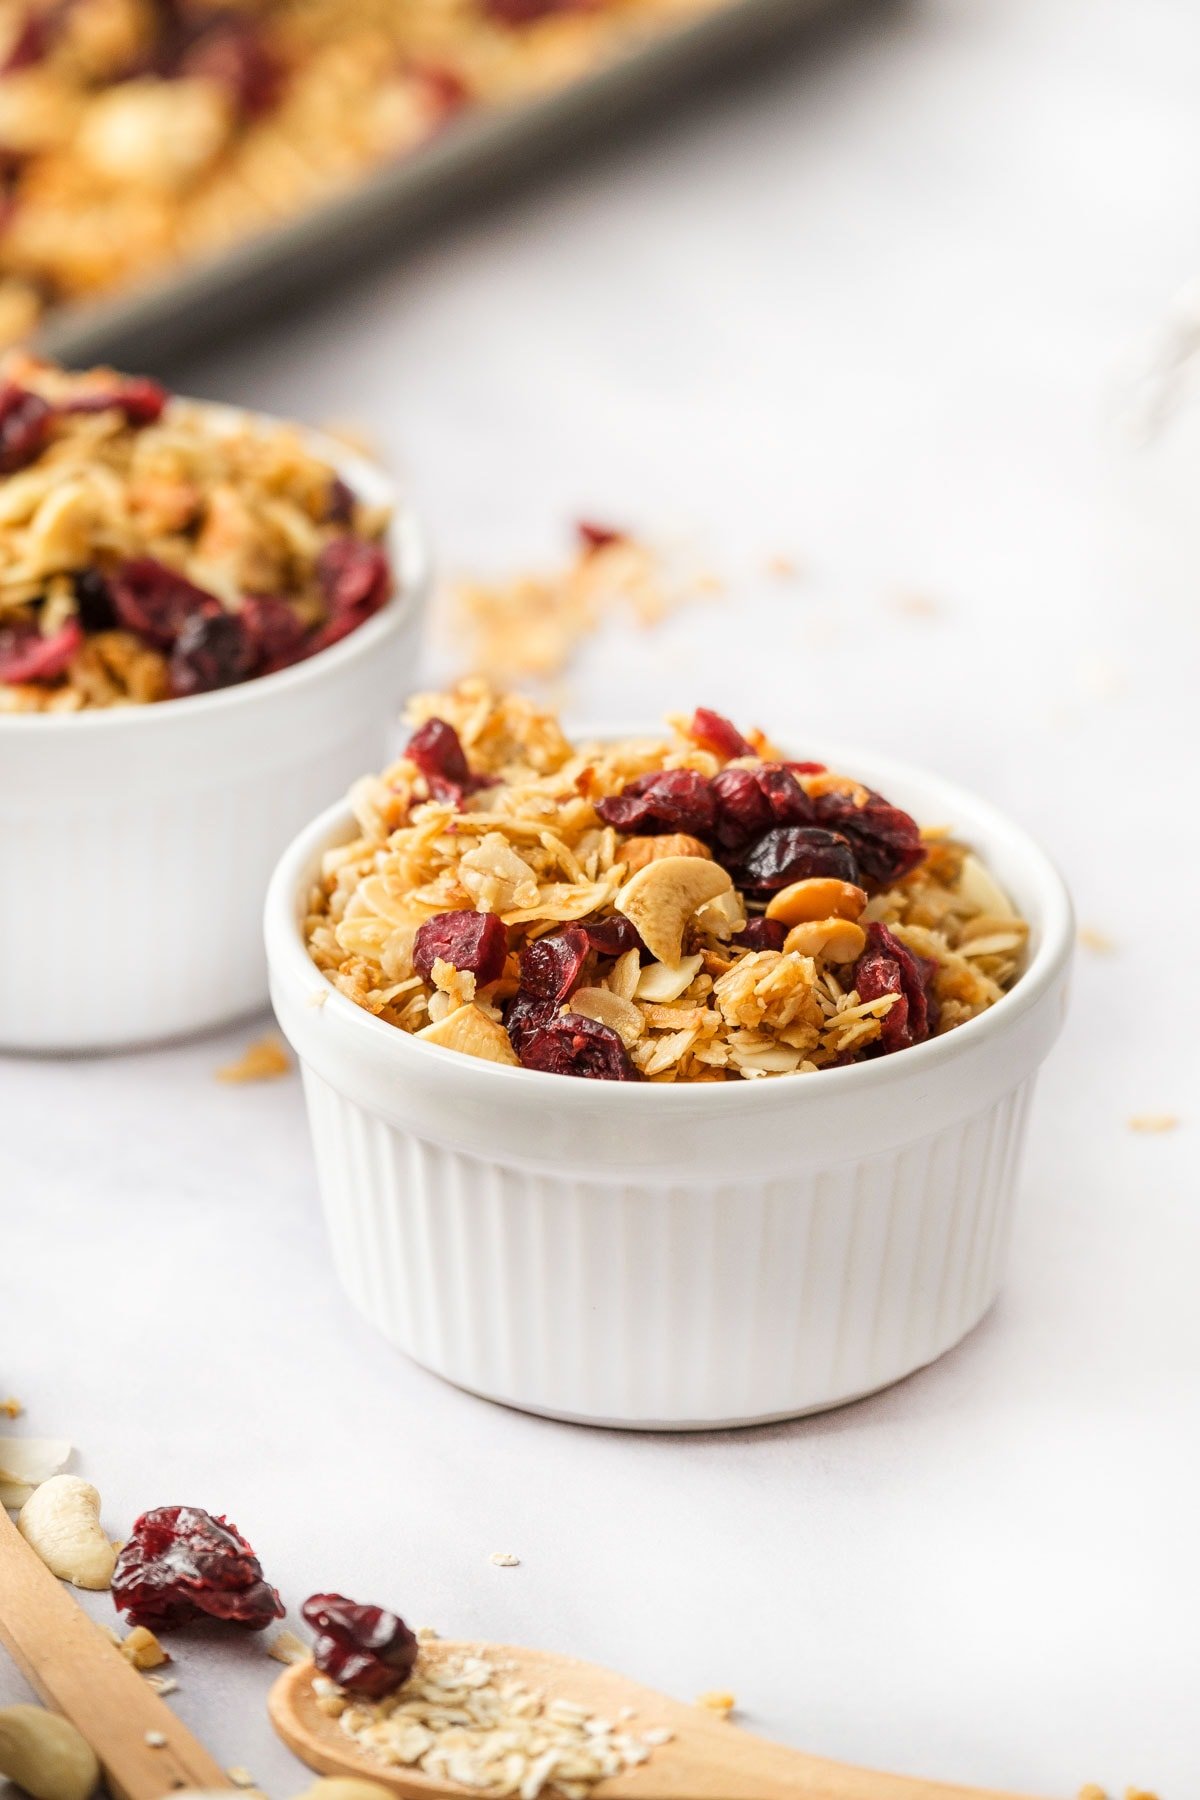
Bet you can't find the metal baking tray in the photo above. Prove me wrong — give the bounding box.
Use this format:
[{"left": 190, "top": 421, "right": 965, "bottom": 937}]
[{"left": 38, "top": 0, "right": 870, "bottom": 366}]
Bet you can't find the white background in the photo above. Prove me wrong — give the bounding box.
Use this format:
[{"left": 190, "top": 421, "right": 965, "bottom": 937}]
[{"left": 3, "top": 0, "right": 1199, "bottom": 1794}]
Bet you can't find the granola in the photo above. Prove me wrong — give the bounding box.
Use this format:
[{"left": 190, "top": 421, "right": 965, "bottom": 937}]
[
  {"left": 0, "top": 355, "right": 393, "bottom": 710},
  {"left": 0, "top": 0, "right": 729, "bottom": 344},
  {"left": 304, "top": 682, "right": 1029, "bottom": 1081}
]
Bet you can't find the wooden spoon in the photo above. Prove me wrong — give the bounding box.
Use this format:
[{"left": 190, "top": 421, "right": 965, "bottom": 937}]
[
  {"left": 270, "top": 1647, "right": 1047, "bottom": 1800},
  {"left": 0, "top": 1505, "right": 232, "bottom": 1800}
]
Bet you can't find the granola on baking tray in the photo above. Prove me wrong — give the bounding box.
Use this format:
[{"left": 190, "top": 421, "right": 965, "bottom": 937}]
[
  {"left": 0, "top": 0, "right": 729, "bottom": 345},
  {"left": 304, "top": 682, "right": 1030, "bottom": 1081},
  {"left": 0, "top": 354, "right": 392, "bottom": 710}
]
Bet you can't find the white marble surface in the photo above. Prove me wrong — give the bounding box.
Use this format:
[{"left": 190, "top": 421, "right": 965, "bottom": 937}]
[{"left": 4, "top": 0, "right": 1199, "bottom": 1793}]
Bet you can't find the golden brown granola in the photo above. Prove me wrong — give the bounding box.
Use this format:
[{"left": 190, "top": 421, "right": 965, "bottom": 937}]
[
  {"left": 304, "top": 682, "right": 1029, "bottom": 1082},
  {"left": 216, "top": 1034, "right": 292, "bottom": 1082}
]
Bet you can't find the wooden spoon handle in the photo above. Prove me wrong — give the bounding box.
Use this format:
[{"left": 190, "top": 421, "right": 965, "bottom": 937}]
[{"left": 0, "top": 1506, "right": 232, "bottom": 1800}]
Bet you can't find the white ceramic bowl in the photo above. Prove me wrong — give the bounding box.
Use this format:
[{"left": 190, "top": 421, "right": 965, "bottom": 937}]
[
  {"left": 0, "top": 405, "right": 430, "bottom": 1053},
  {"left": 266, "top": 743, "right": 1073, "bottom": 1430}
]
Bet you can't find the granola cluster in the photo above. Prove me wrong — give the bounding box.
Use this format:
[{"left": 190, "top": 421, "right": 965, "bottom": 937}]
[
  {"left": 0, "top": 354, "right": 393, "bottom": 711},
  {"left": 304, "top": 681, "right": 1030, "bottom": 1081},
  {"left": 0, "top": 0, "right": 726, "bottom": 344}
]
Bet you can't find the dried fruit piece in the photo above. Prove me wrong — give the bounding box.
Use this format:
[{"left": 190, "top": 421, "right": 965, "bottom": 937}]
[
  {"left": 711, "top": 763, "right": 815, "bottom": 851},
  {"left": 0, "top": 620, "right": 82, "bottom": 684},
  {"left": 810, "top": 788, "right": 925, "bottom": 890},
  {"left": 301, "top": 1593, "right": 419, "bottom": 1699},
  {"left": 73, "top": 569, "right": 115, "bottom": 633},
  {"left": 0, "top": 383, "right": 52, "bottom": 473},
  {"left": 405, "top": 717, "right": 495, "bottom": 809},
  {"left": 738, "top": 827, "right": 859, "bottom": 893},
  {"left": 60, "top": 378, "right": 168, "bottom": 426},
  {"left": 595, "top": 770, "right": 716, "bottom": 838},
  {"left": 310, "top": 536, "right": 391, "bottom": 650},
  {"left": 518, "top": 1012, "right": 639, "bottom": 1080},
  {"left": 853, "top": 922, "right": 937, "bottom": 1053},
  {"left": 731, "top": 917, "right": 788, "bottom": 953},
  {"left": 179, "top": 23, "right": 282, "bottom": 118},
  {"left": 169, "top": 611, "right": 255, "bottom": 696},
  {"left": 517, "top": 926, "right": 589, "bottom": 1003},
  {"left": 240, "top": 595, "right": 311, "bottom": 675},
  {"left": 688, "top": 707, "right": 753, "bottom": 759},
  {"left": 112, "top": 1506, "right": 284, "bottom": 1631},
  {"left": 581, "top": 915, "right": 644, "bottom": 959},
  {"left": 110, "top": 558, "right": 221, "bottom": 648},
  {"left": 504, "top": 991, "right": 556, "bottom": 1057},
  {"left": 413, "top": 911, "right": 507, "bottom": 985},
  {"left": 576, "top": 519, "right": 625, "bottom": 553}
]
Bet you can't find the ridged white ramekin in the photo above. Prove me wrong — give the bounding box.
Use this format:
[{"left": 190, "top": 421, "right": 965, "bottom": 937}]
[
  {"left": 0, "top": 406, "right": 430, "bottom": 1053},
  {"left": 266, "top": 745, "right": 1073, "bottom": 1430}
]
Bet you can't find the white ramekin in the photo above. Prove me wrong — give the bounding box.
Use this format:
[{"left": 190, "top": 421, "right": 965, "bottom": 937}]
[
  {"left": 266, "top": 744, "right": 1073, "bottom": 1430},
  {"left": 0, "top": 405, "right": 430, "bottom": 1053}
]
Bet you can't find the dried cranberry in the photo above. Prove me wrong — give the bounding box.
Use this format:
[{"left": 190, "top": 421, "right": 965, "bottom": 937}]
[
  {"left": 180, "top": 23, "right": 282, "bottom": 117},
  {"left": 61, "top": 377, "right": 168, "bottom": 427},
  {"left": 576, "top": 519, "right": 624, "bottom": 553},
  {"left": 0, "top": 618, "right": 82, "bottom": 684},
  {"left": 112, "top": 1506, "right": 284, "bottom": 1631},
  {"left": 0, "top": 383, "right": 52, "bottom": 473},
  {"left": 505, "top": 991, "right": 556, "bottom": 1057},
  {"left": 325, "top": 475, "right": 357, "bottom": 525},
  {"left": 810, "top": 789, "right": 925, "bottom": 890},
  {"left": 110, "top": 558, "right": 221, "bottom": 648},
  {"left": 518, "top": 926, "right": 589, "bottom": 1002},
  {"left": 581, "top": 915, "right": 644, "bottom": 958},
  {"left": 312, "top": 536, "right": 391, "bottom": 651},
  {"left": 711, "top": 763, "right": 815, "bottom": 851},
  {"left": 239, "top": 595, "right": 311, "bottom": 675},
  {"left": 169, "top": 611, "right": 256, "bottom": 696},
  {"left": 689, "top": 707, "right": 754, "bottom": 760},
  {"left": 484, "top": 0, "right": 592, "bottom": 26},
  {"left": 853, "top": 922, "right": 937, "bottom": 1054},
  {"left": 518, "top": 1012, "right": 638, "bottom": 1080},
  {"left": 405, "top": 717, "right": 494, "bottom": 808},
  {"left": 739, "top": 826, "right": 859, "bottom": 892},
  {"left": 413, "top": 910, "right": 507, "bottom": 985},
  {"left": 1, "top": 11, "right": 52, "bottom": 72},
  {"left": 301, "top": 1593, "right": 419, "bottom": 1699},
  {"left": 595, "top": 769, "right": 716, "bottom": 837},
  {"left": 731, "top": 916, "right": 788, "bottom": 952},
  {"left": 73, "top": 568, "right": 115, "bottom": 633},
  {"left": 409, "top": 61, "right": 471, "bottom": 117}
]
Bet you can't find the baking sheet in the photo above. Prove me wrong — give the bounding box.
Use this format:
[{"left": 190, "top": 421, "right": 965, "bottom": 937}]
[{"left": 38, "top": 0, "right": 870, "bottom": 366}]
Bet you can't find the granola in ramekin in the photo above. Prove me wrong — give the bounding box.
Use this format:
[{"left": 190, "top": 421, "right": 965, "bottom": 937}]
[
  {"left": 0, "top": 0, "right": 728, "bottom": 345},
  {"left": 0, "top": 354, "right": 393, "bottom": 711},
  {"left": 304, "top": 681, "right": 1030, "bottom": 1081}
]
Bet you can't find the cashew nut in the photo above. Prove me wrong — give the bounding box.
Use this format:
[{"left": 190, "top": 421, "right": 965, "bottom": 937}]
[
  {"left": 620, "top": 833, "right": 712, "bottom": 875},
  {"left": 692, "top": 886, "right": 746, "bottom": 940},
  {"left": 417, "top": 1002, "right": 519, "bottom": 1066},
  {"left": 0, "top": 1706, "right": 99, "bottom": 1800},
  {"left": 765, "top": 877, "right": 867, "bottom": 927},
  {"left": 17, "top": 1476, "right": 116, "bottom": 1590},
  {"left": 615, "top": 855, "right": 733, "bottom": 966},
  {"left": 782, "top": 918, "right": 867, "bottom": 964},
  {"left": 293, "top": 1780, "right": 395, "bottom": 1800},
  {"left": 634, "top": 953, "right": 703, "bottom": 1003},
  {"left": 569, "top": 987, "right": 645, "bottom": 1047}
]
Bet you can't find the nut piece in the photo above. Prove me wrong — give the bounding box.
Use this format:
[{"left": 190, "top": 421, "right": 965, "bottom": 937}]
[
  {"left": 569, "top": 987, "right": 645, "bottom": 1047},
  {"left": 0, "top": 1706, "right": 100, "bottom": 1800},
  {"left": 17, "top": 1476, "right": 116, "bottom": 1590},
  {"left": 620, "top": 833, "right": 712, "bottom": 875},
  {"left": 765, "top": 878, "right": 867, "bottom": 926},
  {"left": 417, "top": 1003, "right": 519, "bottom": 1066},
  {"left": 615, "top": 855, "right": 733, "bottom": 966},
  {"left": 782, "top": 918, "right": 867, "bottom": 964},
  {"left": 120, "top": 1626, "right": 168, "bottom": 1671}
]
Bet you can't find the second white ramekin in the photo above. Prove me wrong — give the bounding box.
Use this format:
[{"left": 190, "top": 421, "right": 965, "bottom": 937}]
[
  {"left": 267, "top": 744, "right": 1073, "bottom": 1430},
  {"left": 0, "top": 407, "right": 430, "bottom": 1053}
]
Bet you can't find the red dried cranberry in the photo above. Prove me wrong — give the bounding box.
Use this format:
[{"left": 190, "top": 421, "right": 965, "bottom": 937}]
[
  {"left": 689, "top": 707, "right": 754, "bottom": 760},
  {"left": 239, "top": 595, "right": 311, "bottom": 675},
  {"left": 576, "top": 519, "right": 624, "bottom": 553},
  {"left": 595, "top": 770, "right": 716, "bottom": 837},
  {"left": 73, "top": 568, "right": 115, "bottom": 632},
  {"left": 518, "top": 1011, "right": 638, "bottom": 1080},
  {"left": 739, "top": 826, "right": 859, "bottom": 891},
  {"left": 301, "top": 1593, "right": 419, "bottom": 1698},
  {"left": 112, "top": 1506, "right": 284, "bottom": 1631},
  {"left": 169, "top": 611, "right": 256, "bottom": 696},
  {"left": 110, "top": 558, "right": 221, "bottom": 648},
  {"left": 581, "top": 915, "right": 644, "bottom": 958},
  {"left": 0, "top": 618, "right": 82, "bottom": 684},
  {"left": 1, "top": 11, "right": 52, "bottom": 72},
  {"left": 312, "top": 536, "right": 391, "bottom": 647},
  {"left": 711, "top": 763, "right": 815, "bottom": 851},
  {"left": 325, "top": 475, "right": 357, "bottom": 525},
  {"left": 409, "top": 61, "right": 471, "bottom": 117},
  {"left": 518, "top": 926, "right": 589, "bottom": 1002},
  {"left": 505, "top": 991, "right": 556, "bottom": 1056},
  {"left": 405, "top": 717, "right": 495, "bottom": 808},
  {"left": 413, "top": 910, "right": 507, "bottom": 985},
  {"left": 61, "top": 377, "right": 168, "bottom": 426},
  {"left": 731, "top": 916, "right": 788, "bottom": 952},
  {"left": 853, "top": 922, "right": 937, "bottom": 1054},
  {"left": 0, "top": 383, "right": 52, "bottom": 473},
  {"left": 484, "top": 0, "right": 593, "bottom": 26},
  {"left": 810, "top": 788, "right": 925, "bottom": 890},
  {"left": 180, "top": 23, "right": 282, "bottom": 117}
]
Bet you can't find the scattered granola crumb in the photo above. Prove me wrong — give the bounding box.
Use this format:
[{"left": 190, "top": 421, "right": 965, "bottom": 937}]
[
  {"left": 489, "top": 1551, "right": 520, "bottom": 1567},
  {"left": 1125, "top": 1789, "right": 1161, "bottom": 1800},
  {"left": 1128, "top": 1114, "right": 1180, "bottom": 1134},
  {"left": 892, "top": 591, "right": 942, "bottom": 618},
  {"left": 268, "top": 1629, "right": 310, "bottom": 1665},
  {"left": 216, "top": 1036, "right": 292, "bottom": 1083},
  {"left": 226, "top": 1769, "right": 257, "bottom": 1789},
  {"left": 146, "top": 1675, "right": 178, "bottom": 1697},
  {"left": 766, "top": 554, "right": 800, "bottom": 578},
  {"left": 121, "top": 1626, "right": 169, "bottom": 1671},
  {"left": 144, "top": 1731, "right": 167, "bottom": 1749},
  {"left": 1078, "top": 925, "right": 1117, "bottom": 954},
  {"left": 306, "top": 987, "right": 330, "bottom": 1010},
  {"left": 642, "top": 1727, "right": 674, "bottom": 1745},
  {"left": 1077, "top": 1787, "right": 1106, "bottom": 1800},
  {"left": 0, "top": 1399, "right": 22, "bottom": 1419},
  {"left": 696, "top": 1690, "right": 736, "bottom": 1717}
]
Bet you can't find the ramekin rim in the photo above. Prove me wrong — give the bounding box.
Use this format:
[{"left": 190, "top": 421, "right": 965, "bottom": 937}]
[
  {"left": 265, "top": 734, "right": 1075, "bottom": 1106},
  {"left": 0, "top": 401, "right": 428, "bottom": 732}
]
